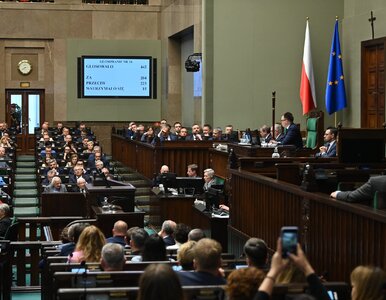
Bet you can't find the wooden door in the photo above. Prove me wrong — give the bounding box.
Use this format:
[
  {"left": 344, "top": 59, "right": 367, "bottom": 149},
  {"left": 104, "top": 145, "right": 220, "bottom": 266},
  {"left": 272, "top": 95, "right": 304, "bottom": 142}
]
[
  {"left": 6, "top": 89, "right": 45, "bottom": 154},
  {"left": 361, "top": 38, "right": 385, "bottom": 128}
]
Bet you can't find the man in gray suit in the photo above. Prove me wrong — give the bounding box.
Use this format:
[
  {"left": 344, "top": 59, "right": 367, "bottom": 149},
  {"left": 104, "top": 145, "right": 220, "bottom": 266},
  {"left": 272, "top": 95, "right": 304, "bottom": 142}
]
[
  {"left": 330, "top": 176, "right": 386, "bottom": 203},
  {"left": 44, "top": 176, "right": 67, "bottom": 193}
]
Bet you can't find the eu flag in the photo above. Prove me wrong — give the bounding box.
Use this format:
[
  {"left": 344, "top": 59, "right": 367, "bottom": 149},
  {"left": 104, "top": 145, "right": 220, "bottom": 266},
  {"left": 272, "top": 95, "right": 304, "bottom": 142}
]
[{"left": 325, "top": 20, "right": 347, "bottom": 115}]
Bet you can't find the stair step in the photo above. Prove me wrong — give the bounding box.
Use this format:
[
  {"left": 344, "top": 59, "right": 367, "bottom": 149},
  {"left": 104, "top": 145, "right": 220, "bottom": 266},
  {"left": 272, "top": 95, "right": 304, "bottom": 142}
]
[
  {"left": 120, "top": 173, "right": 143, "bottom": 181},
  {"left": 13, "top": 189, "right": 38, "bottom": 197},
  {"left": 13, "top": 197, "right": 39, "bottom": 207},
  {"left": 135, "top": 187, "right": 151, "bottom": 196},
  {"left": 13, "top": 207, "right": 40, "bottom": 217},
  {"left": 129, "top": 180, "right": 151, "bottom": 188},
  {"left": 16, "top": 168, "right": 36, "bottom": 174},
  {"left": 15, "top": 174, "right": 37, "bottom": 181},
  {"left": 15, "top": 182, "right": 37, "bottom": 189},
  {"left": 16, "top": 155, "right": 35, "bottom": 162},
  {"left": 16, "top": 162, "right": 36, "bottom": 168}
]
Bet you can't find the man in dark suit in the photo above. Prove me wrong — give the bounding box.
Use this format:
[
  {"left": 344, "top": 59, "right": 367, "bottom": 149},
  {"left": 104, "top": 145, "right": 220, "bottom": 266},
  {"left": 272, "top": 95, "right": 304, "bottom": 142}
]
[
  {"left": 158, "top": 219, "right": 176, "bottom": 247},
  {"left": 330, "top": 175, "right": 386, "bottom": 203},
  {"left": 106, "top": 220, "right": 128, "bottom": 247},
  {"left": 273, "top": 112, "right": 303, "bottom": 149},
  {"left": 260, "top": 125, "right": 272, "bottom": 143},
  {"left": 177, "top": 238, "right": 226, "bottom": 285},
  {"left": 316, "top": 127, "right": 337, "bottom": 157},
  {"left": 69, "top": 165, "right": 91, "bottom": 184}
]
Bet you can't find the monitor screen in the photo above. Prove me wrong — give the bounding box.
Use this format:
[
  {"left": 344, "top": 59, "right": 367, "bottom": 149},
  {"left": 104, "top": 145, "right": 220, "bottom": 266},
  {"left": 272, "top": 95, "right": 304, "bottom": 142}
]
[
  {"left": 205, "top": 187, "right": 223, "bottom": 211},
  {"left": 176, "top": 177, "right": 204, "bottom": 195},
  {"left": 158, "top": 173, "right": 178, "bottom": 191},
  {"left": 80, "top": 56, "right": 152, "bottom": 98}
]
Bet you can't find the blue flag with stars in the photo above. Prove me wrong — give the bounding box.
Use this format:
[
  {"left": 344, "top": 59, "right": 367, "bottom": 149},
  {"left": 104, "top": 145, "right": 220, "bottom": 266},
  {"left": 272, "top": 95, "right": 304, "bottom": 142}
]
[{"left": 325, "top": 20, "right": 347, "bottom": 115}]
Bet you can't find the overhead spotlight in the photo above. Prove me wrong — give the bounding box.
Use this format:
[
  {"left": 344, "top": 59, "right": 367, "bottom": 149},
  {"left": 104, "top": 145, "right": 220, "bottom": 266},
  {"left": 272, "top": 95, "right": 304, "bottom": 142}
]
[{"left": 185, "top": 53, "right": 202, "bottom": 72}]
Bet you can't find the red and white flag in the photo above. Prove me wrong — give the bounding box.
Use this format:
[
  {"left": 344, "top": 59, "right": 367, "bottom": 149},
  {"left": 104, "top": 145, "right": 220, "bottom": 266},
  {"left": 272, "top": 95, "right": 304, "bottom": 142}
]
[{"left": 300, "top": 20, "right": 317, "bottom": 115}]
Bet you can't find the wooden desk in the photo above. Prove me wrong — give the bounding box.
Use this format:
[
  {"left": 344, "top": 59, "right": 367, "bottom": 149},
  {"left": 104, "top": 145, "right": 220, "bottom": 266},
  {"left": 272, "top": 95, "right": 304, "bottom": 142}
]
[
  {"left": 157, "top": 195, "right": 196, "bottom": 226},
  {"left": 41, "top": 193, "right": 87, "bottom": 217},
  {"left": 92, "top": 206, "right": 145, "bottom": 238},
  {"left": 86, "top": 179, "right": 136, "bottom": 216},
  {"left": 192, "top": 206, "right": 228, "bottom": 252}
]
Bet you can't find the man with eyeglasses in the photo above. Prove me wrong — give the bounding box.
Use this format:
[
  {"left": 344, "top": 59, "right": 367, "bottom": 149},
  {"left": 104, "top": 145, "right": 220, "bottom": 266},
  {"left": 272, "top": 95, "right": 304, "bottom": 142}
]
[
  {"left": 271, "top": 112, "right": 303, "bottom": 149},
  {"left": 316, "top": 127, "right": 337, "bottom": 157}
]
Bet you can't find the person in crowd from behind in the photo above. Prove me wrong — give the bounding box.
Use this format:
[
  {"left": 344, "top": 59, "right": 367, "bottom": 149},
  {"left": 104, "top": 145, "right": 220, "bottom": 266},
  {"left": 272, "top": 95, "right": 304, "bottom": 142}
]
[
  {"left": 244, "top": 237, "right": 269, "bottom": 271},
  {"left": 202, "top": 124, "right": 213, "bottom": 140},
  {"left": 0, "top": 203, "right": 11, "bottom": 238},
  {"left": 203, "top": 168, "right": 216, "bottom": 191},
  {"left": 260, "top": 125, "right": 272, "bottom": 144},
  {"left": 100, "top": 243, "right": 126, "bottom": 271},
  {"left": 59, "top": 222, "right": 89, "bottom": 256},
  {"left": 141, "top": 126, "right": 156, "bottom": 143},
  {"left": 316, "top": 127, "right": 337, "bottom": 157},
  {"left": 177, "top": 127, "right": 189, "bottom": 141},
  {"left": 68, "top": 225, "right": 106, "bottom": 263},
  {"left": 276, "top": 261, "right": 306, "bottom": 284},
  {"left": 227, "top": 267, "right": 266, "bottom": 300},
  {"left": 106, "top": 220, "right": 128, "bottom": 247},
  {"left": 271, "top": 112, "right": 303, "bottom": 149},
  {"left": 212, "top": 127, "right": 223, "bottom": 141},
  {"left": 158, "top": 219, "right": 176, "bottom": 247},
  {"left": 141, "top": 234, "right": 168, "bottom": 261},
  {"left": 330, "top": 175, "right": 386, "bottom": 203},
  {"left": 187, "top": 124, "right": 203, "bottom": 141},
  {"left": 44, "top": 176, "right": 67, "bottom": 193},
  {"left": 125, "top": 226, "right": 139, "bottom": 248},
  {"left": 42, "top": 169, "right": 56, "bottom": 186},
  {"left": 0, "top": 146, "right": 10, "bottom": 160},
  {"left": 130, "top": 227, "right": 149, "bottom": 262},
  {"left": 223, "top": 125, "right": 239, "bottom": 143},
  {"left": 254, "top": 239, "right": 329, "bottom": 300},
  {"left": 178, "top": 238, "right": 226, "bottom": 286},
  {"left": 350, "top": 265, "right": 386, "bottom": 300},
  {"left": 188, "top": 228, "right": 206, "bottom": 242},
  {"left": 166, "top": 223, "right": 190, "bottom": 251},
  {"left": 177, "top": 240, "right": 197, "bottom": 271},
  {"left": 187, "top": 163, "right": 198, "bottom": 177},
  {"left": 137, "top": 264, "right": 184, "bottom": 300}
]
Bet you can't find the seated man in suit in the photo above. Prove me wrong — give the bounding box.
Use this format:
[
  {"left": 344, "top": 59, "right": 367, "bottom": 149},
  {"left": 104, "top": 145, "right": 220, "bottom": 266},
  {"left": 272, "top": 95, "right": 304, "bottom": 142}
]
[
  {"left": 260, "top": 125, "right": 272, "bottom": 143},
  {"left": 316, "top": 127, "right": 337, "bottom": 157},
  {"left": 272, "top": 123, "right": 284, "bottom": 142},
  {"left": 106, "top": 220, "right": 128, "bottom": 247},
  {"left": 178, "top": 238, "right": 226, "bottom": 285},
  {"left": 40, "top": 145, "right": 57, "bottom": 159},
  {"left": 223, "top": 125, "right": 239, "bottom": 143},
  {"left": 202, "top": 124, "right": 213, "bottom": 141},
  {"left": 158, "top": 219, "right": 176, "bottom": 247},
  {"left": 271, "top": 112, "right": 303, "bottom": 149},
  {"left": 212, "top": 127, "right": 223, "bottom": 141},
  {"left": 87, "top": 148, "right": 109, "bottom": 169},
  {"left": 100, "top": 243, "right": 125, "bottom": 271},
  {"left": 177, "top": 127, "right": 188, "bottom": 141},
  {"left": 187, "top": 164, "right": 198, "bottom": 177},
  {"left": 154, "top": 123, "right": 176, "bottom": 143},
  {"left": 72, "top": 177, "right": 87, "bottom": 194},
  {"left": 44, "top": 176, "right": 67, "bottom": 193},
  {"left": 42, "top": 169, "right": 56, "bottom": 186},
  {"left": 69, "top": 165, "right": 91, "bottom": 184},
  {"left": 187, "top": 124, "right": 203, "bottom": 141},
  {"left": 203, "top": 168, "right": 216, "bottom": 191},
  {"left": 330, "top": 175, "right": 386, "bottom": 203},
  {"left": 44, "top": 159, "right": 64, "bottom": 176}
]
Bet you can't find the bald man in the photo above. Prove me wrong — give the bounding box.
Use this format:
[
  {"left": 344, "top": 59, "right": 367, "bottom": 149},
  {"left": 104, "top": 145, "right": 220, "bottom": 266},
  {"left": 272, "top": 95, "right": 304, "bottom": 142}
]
[{"left": 106, "top": 220, "right": 128, "bottom": 247}]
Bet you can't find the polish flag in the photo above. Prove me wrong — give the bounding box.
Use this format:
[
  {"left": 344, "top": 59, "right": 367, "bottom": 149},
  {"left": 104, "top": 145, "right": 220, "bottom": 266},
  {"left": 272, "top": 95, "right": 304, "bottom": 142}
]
[{"left": 300, "top": 20, "right": 317, "bottom": 115}]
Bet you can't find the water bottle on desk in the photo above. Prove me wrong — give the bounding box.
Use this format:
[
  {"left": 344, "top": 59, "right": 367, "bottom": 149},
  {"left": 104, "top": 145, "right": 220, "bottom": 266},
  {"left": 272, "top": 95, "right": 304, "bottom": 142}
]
[{"left": 102, "top": 197, "right": 109, "bottom": 212}]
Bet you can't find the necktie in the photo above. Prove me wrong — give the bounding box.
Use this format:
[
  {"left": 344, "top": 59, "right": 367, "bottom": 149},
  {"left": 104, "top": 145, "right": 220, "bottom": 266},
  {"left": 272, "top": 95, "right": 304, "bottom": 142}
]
[{"left": 326, "top": 143, "right": 330, "bottom": 153}]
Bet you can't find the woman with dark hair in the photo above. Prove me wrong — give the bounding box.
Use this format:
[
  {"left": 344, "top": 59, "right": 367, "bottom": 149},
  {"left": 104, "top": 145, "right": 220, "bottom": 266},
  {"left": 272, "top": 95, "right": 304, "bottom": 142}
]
[
  {"left": 137, "top": 264, "right": 184, "bottom": 300},
  {"left": 141, "top": 234, "right": 167, "bottom": 262}
]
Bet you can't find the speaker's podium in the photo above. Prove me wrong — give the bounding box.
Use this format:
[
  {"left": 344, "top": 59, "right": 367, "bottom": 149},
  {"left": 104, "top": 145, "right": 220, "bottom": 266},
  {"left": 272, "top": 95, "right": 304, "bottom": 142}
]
[{"left": 86, "top": 178, "right": 136, "bottom": 217}]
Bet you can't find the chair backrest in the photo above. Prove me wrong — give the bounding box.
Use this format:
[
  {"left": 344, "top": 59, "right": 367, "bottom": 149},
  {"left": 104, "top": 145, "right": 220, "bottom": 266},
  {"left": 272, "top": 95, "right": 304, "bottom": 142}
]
[
  {"left": 4, "top": 222, "right": 19, "bottom": 241},
  {"left": 373, "top": 191, "right": 386, "bottom": 209},
  {"left": 305, "top": 111, "right": 324, "bottom": 149}
]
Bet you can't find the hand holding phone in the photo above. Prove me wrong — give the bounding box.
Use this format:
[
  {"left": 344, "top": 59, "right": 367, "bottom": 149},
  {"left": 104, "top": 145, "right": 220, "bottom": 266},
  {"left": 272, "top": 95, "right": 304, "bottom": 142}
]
[{"left": 281, "top": 226, "right": 298, "bottom": 258}]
